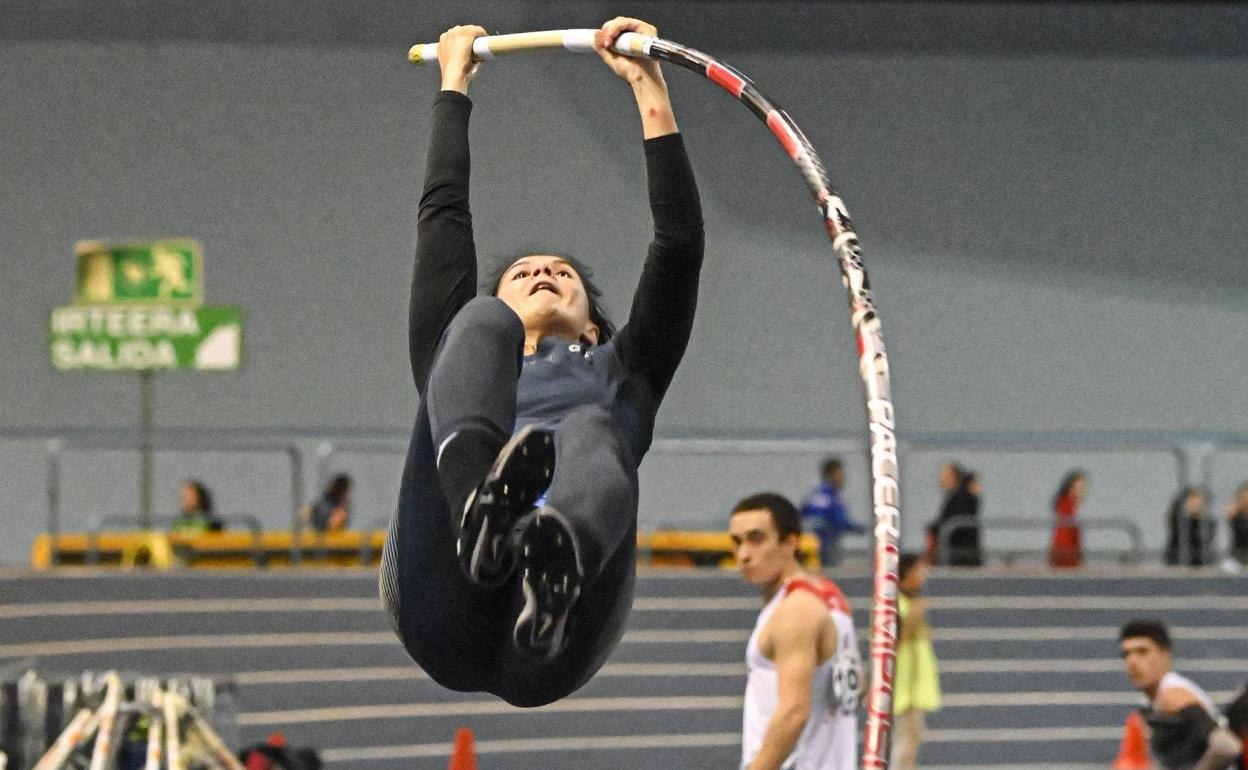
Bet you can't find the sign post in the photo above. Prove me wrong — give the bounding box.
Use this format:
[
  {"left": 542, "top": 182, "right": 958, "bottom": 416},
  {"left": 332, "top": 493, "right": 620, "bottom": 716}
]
[{"left": 49, "top": 239, "right": 243, "bottom": 529}]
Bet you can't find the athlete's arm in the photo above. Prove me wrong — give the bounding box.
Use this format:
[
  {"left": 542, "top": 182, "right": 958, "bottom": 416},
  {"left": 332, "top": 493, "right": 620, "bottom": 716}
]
[
  {"left": 748, "top": 592, "right": 831, "bottom": 770},
  {"left": 596, "top": 21, "right": 704, "bottom": 406},
  {"left": 1155, "top": 688, "right": 1244, "bottom": 770},
  {"left": 409, "top": 26, "right": 486, "bottom": 392},
  {"left": 1196, "top": 728, "right": 1244, "bottom": 770},
  {"left": 595, "top": 18, "right": 677, "bottom": 139}
]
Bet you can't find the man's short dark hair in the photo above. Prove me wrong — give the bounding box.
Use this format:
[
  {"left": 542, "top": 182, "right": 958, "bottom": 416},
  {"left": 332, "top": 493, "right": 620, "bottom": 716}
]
[
  {"left": 1120, "top": 619, "right": 1171, "bottom": 650},
  {"left": 731, "top": 493, "right": 802, "bottom": 544},
  {"left": 821, "top": 456, "right": 842, "bottom": 478}
]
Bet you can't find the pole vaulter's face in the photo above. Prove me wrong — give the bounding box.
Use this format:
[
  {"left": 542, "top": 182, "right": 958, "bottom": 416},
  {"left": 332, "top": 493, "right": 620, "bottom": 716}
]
[
  {"left": 1120, "top": 637, "right": 1172, "bottom": 692},
  {"left": 496, "top": 255, "right": 599, "bottom": 344},
  {"left": 729, "top": 509, "right": 797, "bottom": 589}
]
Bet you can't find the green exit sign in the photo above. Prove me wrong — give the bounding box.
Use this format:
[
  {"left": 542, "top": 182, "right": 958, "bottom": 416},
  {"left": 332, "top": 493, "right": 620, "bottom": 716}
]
[
  {"left": 75, "top": 239, "right": 203, "bottom": 305},
  {"left": 50, "top": 305, "right": 243, "bottom": 371}
]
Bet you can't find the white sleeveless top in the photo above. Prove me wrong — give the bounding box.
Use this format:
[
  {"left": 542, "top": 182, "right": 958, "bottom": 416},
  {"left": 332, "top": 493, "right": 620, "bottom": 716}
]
[{"left": 741, "top": 575, "right": 861, "bottom": 770}]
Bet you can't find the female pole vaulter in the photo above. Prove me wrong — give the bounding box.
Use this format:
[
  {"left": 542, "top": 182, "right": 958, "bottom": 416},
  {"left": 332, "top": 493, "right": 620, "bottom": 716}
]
[{"left": 380, "top": 17, "right": 705, "bottom": 707}]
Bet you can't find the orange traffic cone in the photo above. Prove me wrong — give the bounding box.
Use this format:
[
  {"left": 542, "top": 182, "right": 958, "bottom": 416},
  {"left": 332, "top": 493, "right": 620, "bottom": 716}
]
[
  {"left": 448, "top": 726, "right": 478, "bottom": 770},
  {"left": 1113, "top": 711, "right": 1152, "bottom": 769}
]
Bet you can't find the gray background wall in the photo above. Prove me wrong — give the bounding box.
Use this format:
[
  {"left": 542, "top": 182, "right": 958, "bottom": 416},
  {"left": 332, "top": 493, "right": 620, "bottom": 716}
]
[{"left": 3, "top": 1, "right": 1247, "bottom": 564}]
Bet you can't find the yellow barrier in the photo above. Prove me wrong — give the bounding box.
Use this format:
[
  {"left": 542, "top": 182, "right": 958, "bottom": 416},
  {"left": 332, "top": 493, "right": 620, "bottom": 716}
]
[
  {"left": 31, "top": 529, "right": 821, "bottom": 570},
  {"left": 30, "top": 530, "right": 387, "bottom": 570},
  {"left": 637, "top": 531, "right": 822, "bottom": 570}
]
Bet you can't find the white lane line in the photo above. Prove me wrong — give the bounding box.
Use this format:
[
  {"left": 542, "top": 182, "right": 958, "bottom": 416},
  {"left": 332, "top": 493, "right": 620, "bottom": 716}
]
[
  {"left": 0, "top": 632, "right": 397, "bottom": 658},
  {"left": 935, "top": 626, "right": 1248, "bottom": 642},
  {"left": 921, "top": 766, "right": 1105, "bottom": 770},
  {"left": 0, "top": 629, "right": 746, "bottom": 658},
  {"left": 239, "top": 690, "right": 1242, "bottom": 726},
  {"left": 230, "top": 659, "right": 1247, "bottom": 687},
  {"left": 234, "top": 667, "right": 425, "bottom": 685},
  {"left": 941, "top": 658, "right": 1247, "bottom": 673},
  {"left": 941, "top": 690, "right": 1237, "bottom": 707},
  {"left": 632, "top": 597, "right": 757, "bottom": 611},
  {"left": 928, "top": 596, "right": 1248, "bottom": 610},
  {"left": 920, "top": 766, "right": 1105, "bottom": 770},
  {"left": 3, "top": 625, "right": 1241, "bottom": 658},
  {"left": 232, "top": 662, "right": 745, "bottom": 686},
  {"left": 4, "top": 594, "right": 1245, "bottom": 618},
  {"left": 318, "top": 725, "right": 1135, "bottom": 764},
  {"left": 238, "top": 695, "right": 743, "bottom": 726},
  {"left": 926, "top": 726, "right": 1122, "bottom": 742},
  {"left": 624, "top": 629, "right": 749, "bottom": 643},
  {"left": 320, "top": 732, "right": 741, "bottom": 762},
  {"left": 0, "top": 598, "right": 382, "bottom": 619},
  {"left": 0, "top": 596, "right": 757, "bottom": 618}
]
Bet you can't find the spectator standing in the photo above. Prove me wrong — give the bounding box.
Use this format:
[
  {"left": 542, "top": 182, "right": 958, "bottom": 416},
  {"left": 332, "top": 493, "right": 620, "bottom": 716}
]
[
  {"left": 307, "top": 473, "right": 353, "bottom": 533},
  {"left": 1050, "top": 470, "right": 1087, "bottom": 568},
  {"left": 927, "top": 463, "right": 982, "bottom": 567},
  {"left": 800, "top": 457, "right": 864, "bottom": 568},
  {"left": 1225, "top": 483, "right": 1248, "bottom": 569},
  {"left": 893, "top": 553, "right": 941, "bottom": 770},
  {"left": 169, "top": 480, "right": 222, "bottom": 534},
  {"left": 1165, "top": 487, "right": 1214, "bottom": 567}
]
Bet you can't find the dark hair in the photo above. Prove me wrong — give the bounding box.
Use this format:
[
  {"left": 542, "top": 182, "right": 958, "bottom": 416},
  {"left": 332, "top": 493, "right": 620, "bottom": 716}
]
[
  {"left": 821, "top": 456, "right": 843, "bottom": 478},
  {"left": 1120, "top": 619, "right": 1170, "bottom": 650},
  {"left": 898, "top": 552, "right": 924, "bottom": 582},
  {"left": 731, "top": 492, "right": 803, "bottom": 546},
  {"left": 1052, "top": 470, "right": 1087, "bottom": 508},
  {"left": 324, "top": 473, "right": 352, "bottom": 506},
  {"left": 184, "top": 480, "right": 213, "bottom": 514},
  {"left": 484, "top": 251, "right": 617, "bottom": 344}
]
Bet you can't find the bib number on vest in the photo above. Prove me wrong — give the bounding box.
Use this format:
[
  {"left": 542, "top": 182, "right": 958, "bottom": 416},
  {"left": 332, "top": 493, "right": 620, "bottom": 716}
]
[{"left": 827, "top": 653, "right": 863, "bottom": 715}]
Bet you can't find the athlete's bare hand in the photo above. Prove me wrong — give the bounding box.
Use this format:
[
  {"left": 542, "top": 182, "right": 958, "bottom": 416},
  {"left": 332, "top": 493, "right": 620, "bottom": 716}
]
[
  {"left": 595, "top": 17, "right": 677, "bottom": 138},
  {"left": 594, "top": 17, "right": 664, "bottom": 87},
  {"left": 439, "top": 25, "right": 486, "bottom": 94}
]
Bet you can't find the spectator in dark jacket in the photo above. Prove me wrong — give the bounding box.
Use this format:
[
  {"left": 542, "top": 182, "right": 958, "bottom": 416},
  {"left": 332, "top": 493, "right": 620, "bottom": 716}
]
[
  {"left": 928, "top": 463, "right": 981, "bottom": 567},
  {"left": 1165, "top": 487, "right": 1213, "bottom": 567},
  {"left": 1226, "top": 483, "right": 1248, "bottom": 569}
]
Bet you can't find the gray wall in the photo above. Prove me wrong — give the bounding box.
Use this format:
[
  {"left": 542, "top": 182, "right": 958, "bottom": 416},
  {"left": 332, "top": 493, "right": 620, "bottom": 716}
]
[{"left": 3, "top": 2, "right": 1248, "bottom": 563}]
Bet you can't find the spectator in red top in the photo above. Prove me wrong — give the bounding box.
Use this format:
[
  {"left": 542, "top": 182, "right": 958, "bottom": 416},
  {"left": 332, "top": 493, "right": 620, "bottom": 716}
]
[{"left": 1050, "top": 470, "right": 1087, "bottom": 568}]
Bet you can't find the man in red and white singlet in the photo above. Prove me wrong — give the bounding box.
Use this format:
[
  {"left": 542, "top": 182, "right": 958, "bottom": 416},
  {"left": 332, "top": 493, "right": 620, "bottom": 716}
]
[{"left": 729, "top": 492, "right": 862, "bottom": 770}]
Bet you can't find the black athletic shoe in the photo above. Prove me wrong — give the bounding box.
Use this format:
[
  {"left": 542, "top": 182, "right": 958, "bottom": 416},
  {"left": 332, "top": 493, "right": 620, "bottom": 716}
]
[
  {"left": 456, "top": 424, "right": 555, "bottom": 587},
  {"left": 513, "top": 506, "right": 583, "bottom": 659}
]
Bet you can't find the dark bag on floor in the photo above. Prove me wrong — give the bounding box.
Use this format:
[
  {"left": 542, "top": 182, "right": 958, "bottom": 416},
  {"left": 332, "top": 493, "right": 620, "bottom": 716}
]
[{"left": 239, "top": 736, "right": 322, "bottom": 770}]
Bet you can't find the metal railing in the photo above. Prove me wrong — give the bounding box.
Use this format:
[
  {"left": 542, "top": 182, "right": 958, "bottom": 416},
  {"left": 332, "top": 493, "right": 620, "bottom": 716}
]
[
  {"left": 31, "top": 433, "right": 304, "bottom": 567},
  {"left": 10, "top": 426, "right": 1248, "bottom": 568},
  {"left": 935, "top": 514, "right": 1145, "bottom": 566}
]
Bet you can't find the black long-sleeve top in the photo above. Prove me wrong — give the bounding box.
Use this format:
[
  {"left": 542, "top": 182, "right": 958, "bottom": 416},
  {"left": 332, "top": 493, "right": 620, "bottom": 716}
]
[{"left": 409, "top": 91, "right": 704, "bottom": 463}]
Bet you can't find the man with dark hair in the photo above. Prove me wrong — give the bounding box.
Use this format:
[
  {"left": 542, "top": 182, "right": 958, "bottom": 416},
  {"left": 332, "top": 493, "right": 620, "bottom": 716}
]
[
  {"left": 729, "top": 493, "right": 861, "bottom": 770},
  {"left": 800, "top": 457, "right": 864, "bottom": 568},
  {"left": 1119, "top": 619, "right": 1242, "bottom": 770}
]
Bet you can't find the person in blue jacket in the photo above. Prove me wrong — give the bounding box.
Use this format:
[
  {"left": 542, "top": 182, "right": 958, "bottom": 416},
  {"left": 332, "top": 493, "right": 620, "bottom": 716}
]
[{"left": 800, "top": 457, "right": 864, "bottom": 567}]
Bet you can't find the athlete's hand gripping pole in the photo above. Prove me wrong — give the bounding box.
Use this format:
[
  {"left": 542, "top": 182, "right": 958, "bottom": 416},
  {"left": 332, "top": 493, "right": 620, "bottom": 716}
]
[{"left": 408, "top": 29, "right": 652, "bottom": 65}]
